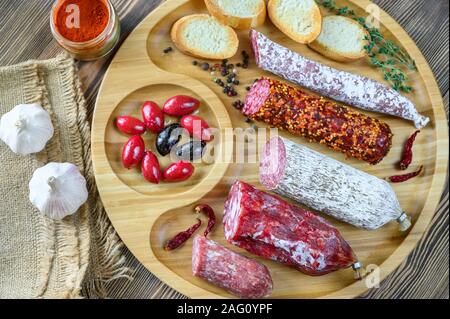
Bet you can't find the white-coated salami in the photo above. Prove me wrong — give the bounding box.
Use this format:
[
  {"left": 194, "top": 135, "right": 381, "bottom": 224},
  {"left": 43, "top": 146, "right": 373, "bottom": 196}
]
[
  {"left": 259, "top": 136, "right": 411, "bottom": 231},
  {"left": 250, "top": 30, "right": 430, "bottom": 129}
]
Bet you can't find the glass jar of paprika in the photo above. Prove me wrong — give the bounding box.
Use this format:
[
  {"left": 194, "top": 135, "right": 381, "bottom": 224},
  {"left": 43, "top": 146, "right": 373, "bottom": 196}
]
[{"left": 50, "top": 0, "right": 120, "bottom": 61}]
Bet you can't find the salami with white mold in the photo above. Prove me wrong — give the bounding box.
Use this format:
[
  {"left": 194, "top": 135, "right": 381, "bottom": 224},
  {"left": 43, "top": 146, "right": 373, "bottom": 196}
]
[
  {"left": 192, "top": 235, "right": 273, "bottom": 298},
  {"left": 223, "top": 180, "right": 361, "bottom": 276},
  {"left": 259, "top": 136, "right": 411, "bottom": 231},
  {"left": 250, "top": 30, "right": 430, "bottom": 129}
]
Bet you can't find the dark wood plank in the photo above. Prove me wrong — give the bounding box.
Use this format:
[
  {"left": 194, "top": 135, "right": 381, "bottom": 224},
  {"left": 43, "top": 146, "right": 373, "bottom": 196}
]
[{"left": 0, "top": 0, "right": 448, "bottom": 299}]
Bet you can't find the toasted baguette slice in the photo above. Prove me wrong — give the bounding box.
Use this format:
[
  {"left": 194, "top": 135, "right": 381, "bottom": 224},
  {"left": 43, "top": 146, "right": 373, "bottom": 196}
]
[
  {"left": 268, "top": 0, "right": 322, "bottom": 44},
  {"left": 171, "top": 14, "right": 239, "bottom": 60},
  {"left": 308, "top": 15, "right": 369, "bottom": 62},
  {"left": 205, "top": 0, "right": 266, "bottom": 30}
]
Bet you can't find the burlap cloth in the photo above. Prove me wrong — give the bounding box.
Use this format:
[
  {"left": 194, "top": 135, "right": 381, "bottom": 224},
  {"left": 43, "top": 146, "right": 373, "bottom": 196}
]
[{"left": 0, "top": 55, "right": 130, "bottom": 299}]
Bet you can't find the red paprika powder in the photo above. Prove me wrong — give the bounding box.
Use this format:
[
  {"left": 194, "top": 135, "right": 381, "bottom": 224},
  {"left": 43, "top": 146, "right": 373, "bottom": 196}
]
[
  {"left": 54, "top": 0, "right": 109, "bottom": 42},
  {"left": 50, "top": 0, "right": 120, "bottom": 60}
]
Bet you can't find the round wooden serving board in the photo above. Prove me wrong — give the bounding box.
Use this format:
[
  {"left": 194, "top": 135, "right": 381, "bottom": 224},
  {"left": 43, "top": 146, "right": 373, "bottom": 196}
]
[{"left": 92, "top": 0, "right": 448, "bottom": 298}]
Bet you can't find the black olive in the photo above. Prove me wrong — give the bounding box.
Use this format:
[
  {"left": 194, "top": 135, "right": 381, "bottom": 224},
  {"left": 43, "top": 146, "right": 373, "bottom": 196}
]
[
  {"left": 156, "top": 123, "right": 182, "bottom": 156},
  {"left": 175, "top": 140, "right": 206, "bottom": 161}
]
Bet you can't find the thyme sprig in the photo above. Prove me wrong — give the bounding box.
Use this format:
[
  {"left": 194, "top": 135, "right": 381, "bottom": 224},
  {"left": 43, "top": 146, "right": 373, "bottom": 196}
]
[{"left": 315, "top": 0, "right": 417, "bottom": 93}]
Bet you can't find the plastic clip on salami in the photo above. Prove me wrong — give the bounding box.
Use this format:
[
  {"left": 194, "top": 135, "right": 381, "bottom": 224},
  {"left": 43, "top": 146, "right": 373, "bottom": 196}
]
[
  {"left": 260, "top": 136, "right": 412, "bottom": 231},
  {"left": 351, "top": 262, "right": 366, "bottom": 280},
  {"left": 396, "top": 212, "right": 412, "bottom": 232}
]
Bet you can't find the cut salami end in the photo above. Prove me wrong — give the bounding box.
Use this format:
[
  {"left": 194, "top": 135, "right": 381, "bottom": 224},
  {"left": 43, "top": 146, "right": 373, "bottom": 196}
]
[
  {"left": 250, "top": 29, "right": 260, "bottom": 66},
  {"left": 223, "top": 180, "right": 357, "bottom": 276},
  {"left": 243, "top": 78, "right": 270, "bottom": 116},
  {"left": 259, "top": 136, "right": 286, "bottom": 190},
  {"left": 192, "top": 235, "right": 273, "bottom": 299}
]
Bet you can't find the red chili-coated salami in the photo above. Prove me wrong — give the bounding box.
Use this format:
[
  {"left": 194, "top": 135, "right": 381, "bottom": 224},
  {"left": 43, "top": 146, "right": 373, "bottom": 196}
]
[
  {"left": 244, "top": 77, "right": 393, "bottom": 164},
  {"left": 192, "top": 235, "right": 273, "bottom": 298},
  {"left": 223, "top": 180, "right": 358, "bottom": 276}
]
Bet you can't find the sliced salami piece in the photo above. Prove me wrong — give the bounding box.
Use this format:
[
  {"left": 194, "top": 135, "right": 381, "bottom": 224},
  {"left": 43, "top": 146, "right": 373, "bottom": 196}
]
[
  {"left": 260, "top": 136, "right": 411, "bottom": 231},
  {"left": 223, "top": 180, "right": 360, "bottom": 276},
  {"left": 192, "top": 235, "right": 273, "bottom": 299},
  {"left": 244, "top": 77, "right": 393, "bottom": 164},
  {"left": 250, "top": 30, "right": 430, "bottom": 129}
]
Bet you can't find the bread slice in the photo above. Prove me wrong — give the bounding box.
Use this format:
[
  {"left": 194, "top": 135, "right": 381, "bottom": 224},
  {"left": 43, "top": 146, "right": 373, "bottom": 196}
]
[
  {"left": 205, "top": 0, "right": 266, "bottom": 30},
  {"left": 268, "top": 0, "right": 322, "bottom": 44},
  {"left": 171, "top": 14, "right": 239, "bottom": 60},
  {"left": 308, "top": 15, "right": 369, "bottom": 62}
]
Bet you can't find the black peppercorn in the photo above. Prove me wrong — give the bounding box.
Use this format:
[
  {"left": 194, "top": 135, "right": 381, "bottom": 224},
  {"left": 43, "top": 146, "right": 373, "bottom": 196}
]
[
  {"left": 233, "top": 80, "right": 240, "bottom": 85},
  {"left": 201, "top": 62, "right": 210, "bottom": 71},
  {"left": 163, "top": 47, "right": 173, "bottom": 53},
  {"left": 192, "top": 60, "right": 198, "bottom": 65},
  {"left": 246, "top": 86, "right": 251, "bottom": 91}
]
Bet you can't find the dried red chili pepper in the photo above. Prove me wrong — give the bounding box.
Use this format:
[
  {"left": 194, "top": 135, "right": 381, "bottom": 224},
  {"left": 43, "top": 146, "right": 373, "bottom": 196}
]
[
  {"left": 388, "top": 166, "right": 423, "bottom": 183},
  {"left": 164, "top": 219, "right": 202, "bottom": 251},
  {"left": 399, "top": 130, "right": 420, "bottom": 170},
  {"left": 195, "top": 204, "right": 216, "bottom": 237}
]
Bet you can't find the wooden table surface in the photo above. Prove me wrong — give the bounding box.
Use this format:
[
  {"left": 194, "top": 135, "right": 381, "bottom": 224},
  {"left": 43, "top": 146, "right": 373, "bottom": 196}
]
[{"left": 0, "top": 0, "right": 448, "bottom": 299}]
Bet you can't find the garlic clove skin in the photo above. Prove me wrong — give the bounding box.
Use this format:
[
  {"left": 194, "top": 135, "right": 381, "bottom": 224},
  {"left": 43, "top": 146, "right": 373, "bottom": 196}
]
[
  {"left": 29, "top": 162, "right": 88, "bottom": 220},
  {"left": 0, "top": 103, "right": 54, "bottom": 155}
]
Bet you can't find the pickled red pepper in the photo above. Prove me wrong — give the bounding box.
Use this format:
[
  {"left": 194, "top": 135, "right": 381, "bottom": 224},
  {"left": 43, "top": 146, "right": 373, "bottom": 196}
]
[
  {"left": 164, "top": 219, "right": 202, "bottom": 251},
  {"left": 399, "top": 130, "right": 420, "bottom": 170},
  {"left": 195, "top": 204, "right": 216, "bottom": 237},
  {"left": 389, "top": 166, "right": 423, "bottom": 183}
]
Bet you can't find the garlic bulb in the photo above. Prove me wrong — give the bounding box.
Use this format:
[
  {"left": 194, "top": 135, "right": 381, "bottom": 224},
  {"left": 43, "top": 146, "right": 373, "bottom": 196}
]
[
  {"left": 0, "top": 103, "right": 54, "bottom": 155},
  {"left": 29, "top": 162, "right": 88, "bottom": 220}
]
